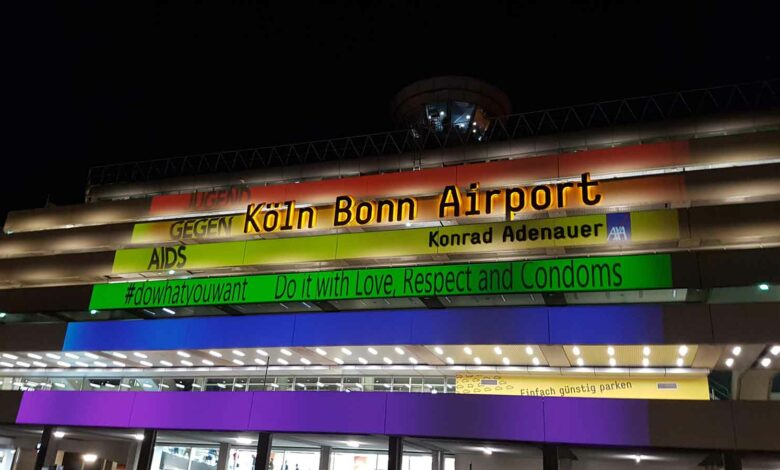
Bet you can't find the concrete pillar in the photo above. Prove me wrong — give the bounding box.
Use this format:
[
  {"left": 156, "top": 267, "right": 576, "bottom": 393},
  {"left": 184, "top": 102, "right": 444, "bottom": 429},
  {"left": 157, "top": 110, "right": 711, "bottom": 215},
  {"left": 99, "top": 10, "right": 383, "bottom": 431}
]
[
  {"left": 136, "top": 430, "right": 157, "bottom": 470},
  {"left": 255, "top": 433, "right": 272, "bottom": 470},
  {"left": 724, "top": 452, "right": 742, "bottom": 470},
  {"left": 431, "top": 451, "right": 443, "bottom": 470},
  {"left": 33, "top": 427, "right": 52, "bottom": 470},
  {"left": 125, "top": 442, "right": 141, "bottom": 470},
  {"left": 317, "top": 446, "right": 330, "bottom": 470},
  {"left": 387, "top": 437, "right": 403, "bottom": 470},
  {"left": 542, "top": 445, "right": 558, "bottom": 470},
  {"left": 216, "top": 444, "right": 231, "bottom": 470}
]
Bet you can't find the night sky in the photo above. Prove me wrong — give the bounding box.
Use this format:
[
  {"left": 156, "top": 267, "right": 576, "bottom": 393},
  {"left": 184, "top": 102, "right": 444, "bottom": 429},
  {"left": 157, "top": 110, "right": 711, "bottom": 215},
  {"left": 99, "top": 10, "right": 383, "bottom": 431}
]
[{"left": 4, "top": 1, "right": 779, "bottom": 221}]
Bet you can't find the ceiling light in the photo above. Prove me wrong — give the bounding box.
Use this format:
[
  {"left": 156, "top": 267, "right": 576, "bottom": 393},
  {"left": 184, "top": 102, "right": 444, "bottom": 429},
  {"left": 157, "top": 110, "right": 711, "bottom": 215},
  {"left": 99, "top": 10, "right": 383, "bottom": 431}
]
[
  {"left": 46, "top": 353, "right": 61, "bottom": 360},
  {"left": 576, "top": 357, "right": 584, "bottom": 366},
  {"left": 201, "top": 359, "right": 214, "bottom": 366},
  {"left": 394, "top": 347, "right": 405, "bottom": 355},
  {"left": 133, "top": 434, "right": 144, "bottom": 441},
  {"left": 346, "top": 441, "right": 360, "bottom": 448},
  {"left": 502, "top": 357, "right": 510, "bottom": 365},
  {"left": 256, "top": 349, "right": 268, "bottom": 356},
  {"left": 112, "top": 361, "right": 125, "bottom": 367},
  {"left": 725, "top": 357, "right": 734, "bottom": 368},
  {"left": 27, "top": 353, "right": 42, "bottom": 360},
  {"left": 771, "top": 345, "right": 780, "bottom": 356},
  {"left": 0, "top": 362, "right": 14, "bottom": 368},
  {"left": 277, "top": 358, "right": 288, "bottom": 365},
  {"left": 232, "top": 359, "right": 244, "bottom": 366},
  {"left": 409, "top": 357, "right": 418, "bottom": 365},
  {"left": 676, "top": 357, "right": 684, "bottom": 367},
  {"left": 315, "top": 348, "right": 327, "bottom": 356},
  {"left": 607, "top": 346, "right": 615, "bottom": 356},
  {"left": 633, "top": 455, "right": 643, "bottom": 464},
  {"left": 482, "top": 448, "right": 492, "bottom": 455},
  {"left": 433, "top": 347, "right": 443, "bottom": 355},
  {"left": 82, "top": 455, "right": 98, "bottom": 463},
  {"left": 280, "top": 348, "right": 293, "bottom": 356},
  {"left": 493, "top": 346, "right": 502, "bottom": 355},
  {"left": 760, "top": 357, "right": 772, "bottom": 368},
  {"left": 2, "top": 353, "right": 18, "bottom": 360},
  {"left": 358, "top": 357, "right": 368, "bottom": 365},
  {"left": 341, "top": 348, "right": 352, "bottom": 356},
  {"left": 334, "top": 358, "right": 344, "bottom": 365},
  {"left": 176, "top": 351, "right": 190, "bottom": 358},
  {"left": 159, "top": 361, "right": 172, "bottom": 367},
  {"left": 90, "top": 310, "right": 98, "bottom": 315},
  {"left": 678, "top": 345, "right": 689, "bottom": 356},
  {"left": 132, "top": 352, "right": 147, "bottom": 359},
  {"left": 84, "top": 352, "right": 99, "bottom": 359},
  {"left": 642, "top": 346, "right": 650, "bottom": 356},
  {"left": 167, "top": 269, "right": 176, "bottom": 275},
  {"left": 463, "top": 347, "right": 472, "bottom": 355},
  {"left": 525, "top": 346, "right": 533, "bottom": 355},
  {"left": 571, "top": 346, "right": 580, "bottom": 356},
  {"left": 209, "top": 350, "right": 222, "bottom": 358},
  {"left": 139, "top": 361, "right": 152, "bottom": 367},
  {"left": 732, "top": 346, "right": 742, "bottom": 356},
  {"left": 474, "top": 357, "right": 482, "bottom": 365},
  {"left": 254, "top": 358, "right": 266, "bottom": 366},
  {"left": 446, "top": 357, "right": 454, "bottom": 365},
  {"left": 383, "top": 357, "right": 393, "bottom": 365},
  {"left": 162, "top": 308, "right": 176, "bottom": 315},
  {"left": 758, "top": 283, "right": 769, "bottom": 291},
  {"left": 54, "top": 431, "right": 65, "bottom": 439},
  {"left": 301, "top": 358, "right": 311, "bottom": 365},
  {"left": 232, "top": 350, "right": 245, "bottom": 357},
  {"left": 33, "top": 361, "right": 47, "bottom": 368},
  {"left": 532, "top": 357, "right": 540, "bottom": 366},
  {"left": 179, "top": 360, "right": 191, "bottom": 366},
  {"left": 368, "top": 347, "right": 378, "bottom": 355},
  {"left": 608, "top": 358, "right": 616, "bottom": 367},
  {"left": 93, "top": 361, "right": 107, "bottom": 367},
  {"left": 64, "top": 353, "right": 79, "bottom": 360},
  {"left": 236, "top": 437, "right": 253, "bottom": 445},
  {"left": 59, "top": 361, "right": 73, "bottom": 368},
  {"left": 642, "top": 358, "right": 649, "bottom": 367}
]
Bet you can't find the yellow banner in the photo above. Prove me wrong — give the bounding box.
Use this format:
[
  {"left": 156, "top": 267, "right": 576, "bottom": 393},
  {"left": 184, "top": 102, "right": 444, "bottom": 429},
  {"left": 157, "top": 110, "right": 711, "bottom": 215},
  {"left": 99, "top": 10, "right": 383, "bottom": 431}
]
[
  {"left": 456, "top": 374, "right": 709, "bottom": 400},
  {"left": 114, "top": 210, "right": 679, "bottom": 273}
]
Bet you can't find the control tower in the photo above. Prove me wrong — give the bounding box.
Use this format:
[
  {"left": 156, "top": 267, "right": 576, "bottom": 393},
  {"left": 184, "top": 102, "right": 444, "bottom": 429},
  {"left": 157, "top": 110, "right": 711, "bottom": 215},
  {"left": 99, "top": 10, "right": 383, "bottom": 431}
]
[{"left": 391, "top": 76, "right": 512, "bottom": 138}]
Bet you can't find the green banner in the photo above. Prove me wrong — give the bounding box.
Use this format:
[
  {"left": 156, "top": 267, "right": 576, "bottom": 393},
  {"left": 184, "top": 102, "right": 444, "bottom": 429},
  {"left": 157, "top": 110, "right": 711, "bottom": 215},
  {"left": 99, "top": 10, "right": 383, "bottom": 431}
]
[{"left": 91, "top": 254, "right": 672, "bottom": 310}]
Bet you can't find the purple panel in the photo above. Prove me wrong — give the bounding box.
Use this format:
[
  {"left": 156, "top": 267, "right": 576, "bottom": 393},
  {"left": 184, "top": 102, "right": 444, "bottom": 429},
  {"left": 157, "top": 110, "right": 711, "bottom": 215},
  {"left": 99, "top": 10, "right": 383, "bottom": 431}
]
[
  {"left": 129, "top": 392, "right": 253, "bottom": 430},
  {"left": 16, "top": 391, "right": 134, "bottom": 427},
  {"left": 544, "top": 397, "right": 650, "bottom": 446},
  {"left": 385, "top": 393, "right": 545, "bottom": 441},
  {"left": 248, "top": 391, "right": 387, "bottom": 435}
]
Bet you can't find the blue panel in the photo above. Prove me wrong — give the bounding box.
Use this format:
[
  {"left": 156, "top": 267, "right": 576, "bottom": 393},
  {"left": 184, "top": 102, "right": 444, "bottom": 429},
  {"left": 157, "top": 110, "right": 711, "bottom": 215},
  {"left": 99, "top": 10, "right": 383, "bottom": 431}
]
[
  {"left": 548, "top": 305, "right": 664, "bottom": 344},
  {"left": 292, "top": 310, "right": 415, "bottom": 346},
  {"left": 64, "top": 318, "right": 191, "bottom": 351},
  {"left": 410, "top": 307, "right": 550, "bottom": 345},
  {"left": 64, "top": 305, "right": 663, "bottom": 351},
  {"left": 63, "top": 315, "right": 297, "bottom": 351},
  {"left": 182, "top": 315, "right": 297, "bottom": 349}
]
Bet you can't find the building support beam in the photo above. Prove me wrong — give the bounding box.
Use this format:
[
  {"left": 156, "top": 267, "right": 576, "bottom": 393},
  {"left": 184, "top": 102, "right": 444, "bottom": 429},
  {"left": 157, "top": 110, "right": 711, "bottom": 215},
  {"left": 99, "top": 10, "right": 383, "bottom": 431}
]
[
  {"left": 388, "top": 437, "right": 403, "bottom": 470},
  {"left": 431, "top": 450, "right": 444, "bottom": 470},
  {"left": 318, "top": 446, "right": 331, "bottom": 470},
  {"left": 256, "top": 432, "right": 273, "bottom": 470},
  {"left": 724, "top": 451, "right": 742, "bottom": 470},
  {"left": 217, "top": 443, "right": 231, "bottom": 470},
  {"left": 33, "top": 426, "right": 52, "bottom": 470},
  {"left": 137, "top": 430, "right": 158, "bottom": 470},
  {"left": 542, "top": 445, "right": 558, "bottom": 470}
]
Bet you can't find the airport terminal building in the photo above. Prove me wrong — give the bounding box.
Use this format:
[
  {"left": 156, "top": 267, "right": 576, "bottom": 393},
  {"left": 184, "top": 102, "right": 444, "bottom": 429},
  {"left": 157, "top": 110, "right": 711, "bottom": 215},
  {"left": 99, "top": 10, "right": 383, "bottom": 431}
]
[{"left": 0, "top": 77, "right": 779, "bottom": 470}]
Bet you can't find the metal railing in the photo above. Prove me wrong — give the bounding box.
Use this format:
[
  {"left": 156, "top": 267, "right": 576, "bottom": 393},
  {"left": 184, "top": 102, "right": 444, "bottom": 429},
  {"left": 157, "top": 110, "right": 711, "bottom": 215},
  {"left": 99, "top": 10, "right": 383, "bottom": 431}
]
[{"left": 87, "top": 80, "right": 779, "bottom": 187}]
